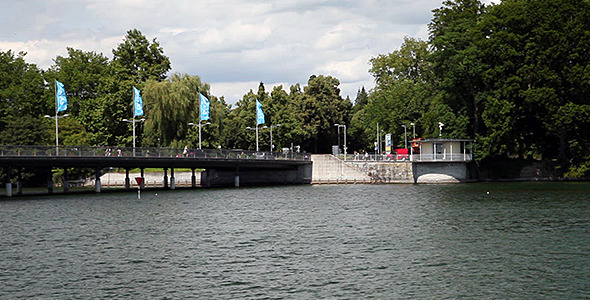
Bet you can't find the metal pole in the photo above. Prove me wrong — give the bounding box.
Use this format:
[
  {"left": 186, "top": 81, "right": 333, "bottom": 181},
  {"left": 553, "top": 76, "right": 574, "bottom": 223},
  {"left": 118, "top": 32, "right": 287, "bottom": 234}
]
[
  {"left": 403, "top": 125, "right": 407, "bottom": 149},
  {"left": 55, "top": 83, "right": 59, "bottom": 156},
  {"left": 199, "top": 120, "right": 202, "bottom": 150},
  {"left": 376, "top": 123, "right": 379, "bottom": 156},
  {"left": 337, "top": 126, "right": 341, "bottom": 151},
  {"left": 270, "top": 125, "right": 273, "bottom": 152},
  {"left": 55, "top": 111, "right": 59, "bottom": 156},
  {"left": 343, "top": 125, "right": 347, "bottom": 161},
  {"left": 256, "top": 124, "right": 259, "bottom": 152},
  {"left": 132, "top": 117, "right": 136, "bottom": 156}
]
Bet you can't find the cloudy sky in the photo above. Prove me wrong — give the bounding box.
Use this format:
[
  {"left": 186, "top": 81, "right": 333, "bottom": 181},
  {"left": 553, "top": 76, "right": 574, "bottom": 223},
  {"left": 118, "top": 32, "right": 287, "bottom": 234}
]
[{"left": 0, "top": 0, "right": 494, "bottom": 105}]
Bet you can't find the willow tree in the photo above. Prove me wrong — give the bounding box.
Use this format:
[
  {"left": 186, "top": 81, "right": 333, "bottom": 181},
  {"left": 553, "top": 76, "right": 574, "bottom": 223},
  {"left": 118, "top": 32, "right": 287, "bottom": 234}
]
[{"left": 142, "top": 74, "right": 209, "bottom": 148}]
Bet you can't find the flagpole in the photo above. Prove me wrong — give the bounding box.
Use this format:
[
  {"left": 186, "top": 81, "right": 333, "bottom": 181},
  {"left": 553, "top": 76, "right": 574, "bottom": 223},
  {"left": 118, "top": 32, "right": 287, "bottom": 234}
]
[
  {"left": 55, "top": 82, "right": 59, "bottom": 156},
  {"left": 132, "top": 117, "right": 136, "bottom": 156},
  {"left": 199, "top": 93, "right": 202, "bottom": 150},
  {"left": 132, "top": 90, "right": 136, "bottom": 157},
  {"left": 199, "top": 120, "right": 202, "bottom": 150},
  {"left": 256, "top": 124, "right": 259, "bottom": 152}
]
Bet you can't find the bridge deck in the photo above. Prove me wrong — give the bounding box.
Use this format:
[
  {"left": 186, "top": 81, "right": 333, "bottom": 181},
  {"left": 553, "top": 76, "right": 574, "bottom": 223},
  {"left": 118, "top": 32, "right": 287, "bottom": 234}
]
[{"left": 0, "top": 145, "right": 311, "bottom": 170}]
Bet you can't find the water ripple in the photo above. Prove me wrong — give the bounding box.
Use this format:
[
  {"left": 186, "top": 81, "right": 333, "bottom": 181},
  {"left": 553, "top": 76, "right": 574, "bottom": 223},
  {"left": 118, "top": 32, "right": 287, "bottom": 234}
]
[{"left": 1, "top": 183, "right": 589, "bottom": 298}]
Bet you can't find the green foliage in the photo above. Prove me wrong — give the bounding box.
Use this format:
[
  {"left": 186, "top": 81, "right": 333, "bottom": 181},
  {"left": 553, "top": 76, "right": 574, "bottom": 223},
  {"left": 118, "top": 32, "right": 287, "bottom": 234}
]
[
  {"left": 142, "top": 74, "right": 223, "bottom": 148},
  {"left": 111, "top": 29, "right": 171, "bottom": 83},
  {"left": 0, "top": 116, "right": 51, "bottom": 145},
  {"left": 48, "top": 48, "right": 110, "bottom": 145},
  {"left": 0, "top": 50, "right": 51, "bottom": 135},
  {"left": 301, "top": 75, "right": 352, "bottom": 153}
]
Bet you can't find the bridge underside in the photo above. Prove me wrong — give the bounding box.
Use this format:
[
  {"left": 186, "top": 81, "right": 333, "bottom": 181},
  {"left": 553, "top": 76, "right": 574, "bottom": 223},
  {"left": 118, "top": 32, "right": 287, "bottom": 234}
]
[
  {"left": 202, "top": 164, "right": 312, "bottom": 187},
  {"left": 0, "top": 156, "right": 313, "bottom": 195}
]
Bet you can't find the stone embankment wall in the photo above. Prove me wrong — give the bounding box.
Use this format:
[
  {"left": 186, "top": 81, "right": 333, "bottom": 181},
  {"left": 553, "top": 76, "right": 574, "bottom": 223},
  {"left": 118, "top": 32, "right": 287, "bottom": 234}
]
[
  {"left": 311, "top": 155, "right": 413, "bottom": 183},
  {"left": 344, "top": 161, "right": 414, "bottom": 183}
]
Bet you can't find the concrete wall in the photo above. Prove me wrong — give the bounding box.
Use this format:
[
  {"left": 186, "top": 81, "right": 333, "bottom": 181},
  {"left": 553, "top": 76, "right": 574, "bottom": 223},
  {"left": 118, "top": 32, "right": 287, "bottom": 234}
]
[
  {"left": 311, "top": 155, "right": 371, "bottom": 182},
  {"left": 344, "top": 161, "right": 413, "bottom": 183},
  {"left": 412, "top": 162, "right": 468, "bottom": 183}
]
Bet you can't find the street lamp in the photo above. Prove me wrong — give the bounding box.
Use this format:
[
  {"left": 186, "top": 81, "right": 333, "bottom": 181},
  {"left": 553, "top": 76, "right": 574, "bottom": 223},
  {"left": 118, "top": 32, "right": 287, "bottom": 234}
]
[
  {"left": 335, "top": 124, "right": 347, "bottom": 160},
  {"left": 334, "top": 123, "right": 341, "bottom": 154},
  {"left": 410, "top": 122, "right": 416, "bottom": 139},
  {"left": 44, "top": 113, "right": 69, "bottom": 155},
  {"left": 188, "top": 121, "right": 211, "bottom": 149},
  {"left": 438, "top": 122, "right": 444, "bottom": 137},
  {"left": 266, "top": 124, "right": 281, "bottom": 152},
  {"left": 122, "top": 117, "right": 146, "bottom": 156},
  {"left": 402, "top": 124, "right": 407, "bottom": 149},
  {"left": 246, "top": 126, "right": 259, "bottom": 152}
]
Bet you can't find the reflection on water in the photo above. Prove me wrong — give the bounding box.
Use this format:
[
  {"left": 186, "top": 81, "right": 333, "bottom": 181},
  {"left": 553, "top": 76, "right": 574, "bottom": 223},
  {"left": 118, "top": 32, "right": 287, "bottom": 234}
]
[{"left": 1, "top": 182, "right": 589, "bottom": 298}]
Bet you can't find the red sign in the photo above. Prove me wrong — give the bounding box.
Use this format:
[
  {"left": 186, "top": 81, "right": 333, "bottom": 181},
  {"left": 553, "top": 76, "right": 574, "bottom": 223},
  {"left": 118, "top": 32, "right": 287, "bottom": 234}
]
[{"left": 135, "top": 177, "right": 143, "bottom": 185}]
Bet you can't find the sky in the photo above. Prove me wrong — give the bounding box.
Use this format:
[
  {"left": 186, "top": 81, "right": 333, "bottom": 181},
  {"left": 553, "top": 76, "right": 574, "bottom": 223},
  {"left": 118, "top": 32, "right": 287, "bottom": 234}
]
[{"left": 0, "top": 0, "right": 494, "bottom": 105}]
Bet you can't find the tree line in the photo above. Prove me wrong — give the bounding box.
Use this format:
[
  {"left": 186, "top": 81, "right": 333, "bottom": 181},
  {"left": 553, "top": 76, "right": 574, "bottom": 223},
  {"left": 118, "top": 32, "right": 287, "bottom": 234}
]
[{"left": 1, "top": 0, "right": 589, "bottom": 178}]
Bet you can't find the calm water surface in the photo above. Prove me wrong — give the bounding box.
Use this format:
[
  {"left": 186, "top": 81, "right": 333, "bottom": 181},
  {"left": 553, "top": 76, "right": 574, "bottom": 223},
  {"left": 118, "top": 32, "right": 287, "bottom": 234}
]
[{"left": 1, "top": 182, "right": 589, "bottom": 299}]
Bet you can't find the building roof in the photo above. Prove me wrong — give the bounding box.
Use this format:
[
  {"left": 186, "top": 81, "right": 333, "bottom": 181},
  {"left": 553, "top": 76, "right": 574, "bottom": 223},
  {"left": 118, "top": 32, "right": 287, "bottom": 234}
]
[{"left": 415, "top": 138, "right": 475, "bottom": 143}]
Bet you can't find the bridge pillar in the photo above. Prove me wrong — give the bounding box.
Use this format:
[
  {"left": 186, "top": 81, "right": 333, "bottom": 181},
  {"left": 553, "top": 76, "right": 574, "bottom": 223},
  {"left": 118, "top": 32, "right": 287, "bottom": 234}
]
[
  {"left": 170, "top": 168, "right": 175, "bottom": 190},
  {"left": 95, "top": 168, "right": 101, "bottom": 193},
  {"left": 47, "top": 169, "right": 54, "bottom": 194},
  {"left": 16, "top": 169, "right": 22, "bottom": 195},
  {"left": 5, "top": 168, "right": 12, "bottom": 197},
  {"left": 63, "top": 168, "right": 69, "bottom": 194},
  {"left": 125, "top": 168, "right": 130, "bottom": 189},
  {"left": 140, "top": 168, "right": 145, "bottom": 190},
  {"left": 191, "top": 168, "right": 196, "bottom": 187},
  {"left": 163, "top": 168, "right": 168, "bottom": 188},
  {"left": 235, "top": 167, "right": 240, "bottom": 187}
]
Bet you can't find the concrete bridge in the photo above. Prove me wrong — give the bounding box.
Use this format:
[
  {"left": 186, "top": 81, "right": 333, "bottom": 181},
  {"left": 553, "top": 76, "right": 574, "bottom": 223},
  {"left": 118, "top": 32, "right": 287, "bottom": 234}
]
[{"left": 0, "top": 145, "right": 312, "bottom": 196}]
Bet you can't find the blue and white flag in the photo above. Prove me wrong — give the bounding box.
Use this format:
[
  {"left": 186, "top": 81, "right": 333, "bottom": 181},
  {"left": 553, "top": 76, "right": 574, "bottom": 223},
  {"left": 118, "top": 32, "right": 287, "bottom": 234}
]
[
  {"left": 56, "top": 80, "right": 68, "bottom": 112},
  {"left": 133, "top": 86, "right": 144, "bottom": 117},
  {"left": 200, "top": 93, "right": 210, "bottom": 121},
  {"left": 256, "top": 99, "right": 265, "bottom": 125}
]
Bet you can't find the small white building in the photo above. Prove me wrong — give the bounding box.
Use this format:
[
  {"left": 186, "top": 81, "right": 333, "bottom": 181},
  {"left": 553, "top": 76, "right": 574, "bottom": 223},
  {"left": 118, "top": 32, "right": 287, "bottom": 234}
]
[{"left": 410, "top": 138, "right": 474, "bottom": 162}]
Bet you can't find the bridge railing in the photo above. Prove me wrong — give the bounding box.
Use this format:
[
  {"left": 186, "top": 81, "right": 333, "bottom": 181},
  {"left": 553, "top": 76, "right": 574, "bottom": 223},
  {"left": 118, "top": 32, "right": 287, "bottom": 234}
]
[{"left": 0, "top": 145, "right": 311, "bottom": 161}]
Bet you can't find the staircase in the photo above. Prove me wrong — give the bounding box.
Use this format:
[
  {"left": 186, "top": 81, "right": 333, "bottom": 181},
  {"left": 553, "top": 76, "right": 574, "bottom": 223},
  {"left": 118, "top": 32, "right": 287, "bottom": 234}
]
[{"left": 311, "top": 154, "right": 371, "bottom": 183}]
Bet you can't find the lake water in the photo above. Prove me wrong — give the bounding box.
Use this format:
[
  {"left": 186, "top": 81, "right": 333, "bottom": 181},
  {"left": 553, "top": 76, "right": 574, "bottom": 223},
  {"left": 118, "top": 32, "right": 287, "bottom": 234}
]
[{"left": 1, "top": 182, "right": 589, "bottom": 299}]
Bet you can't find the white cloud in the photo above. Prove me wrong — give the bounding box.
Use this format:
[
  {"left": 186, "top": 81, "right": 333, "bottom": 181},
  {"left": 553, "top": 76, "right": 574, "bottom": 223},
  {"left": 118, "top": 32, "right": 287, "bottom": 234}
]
[{"left": 0, "top": 0, "right": 456, "bottom": 104}]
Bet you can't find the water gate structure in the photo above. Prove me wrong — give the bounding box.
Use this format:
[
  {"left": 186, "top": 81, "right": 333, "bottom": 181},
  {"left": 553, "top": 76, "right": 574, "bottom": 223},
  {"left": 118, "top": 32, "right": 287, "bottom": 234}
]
[{"left": 0, "top": 145, "right": 312, "bottom": 196}]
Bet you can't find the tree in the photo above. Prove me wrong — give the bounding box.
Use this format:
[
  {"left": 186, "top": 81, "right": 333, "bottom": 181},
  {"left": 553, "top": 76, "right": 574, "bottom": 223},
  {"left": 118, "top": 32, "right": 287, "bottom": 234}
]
[
  {"left": 47, "top": 48, "right": 110, "bottom": 145},
  {"left": 361, "top": 37, "right": 446, "bottom": 151},
  {"left": 429, "top": 0, "right": 487, "bottom": 138},
  {"left": 111, "top": 29, "right": 171, "bottom": 83},
  {"left": 0, "top": 50, "right": 51, "bottom": 142},
  {"left": 301, "top": 75, "right": 352, "bottom": 153},
  {"left": 476, "top": 0, "right": 590, "bottom": 164},
  {"left": 222, "top": 89, "right": 260, "bottom": 150},
  {"left": 142, "top": 74, "right": 214, "bottom": 148},
  {"left": 100, "top": 29, "right": 172, "bottom": 146}
]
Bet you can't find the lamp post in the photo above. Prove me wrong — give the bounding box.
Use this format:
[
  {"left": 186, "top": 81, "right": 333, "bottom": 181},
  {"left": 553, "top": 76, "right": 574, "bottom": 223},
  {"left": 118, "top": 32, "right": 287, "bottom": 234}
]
[
  {"left": 189, "top": 121, "right": 211, "bottom": 149},
  {"left": 44, "top": 113, "right": 69, "bottom": 156},
  {"left": 410, "top": 122, "right": 416, "bottom": 138},
  {"left": 334, "top": 123, "right": 341, "bottom": 154},
  {"left": 402, "top": 124, "right": 407, "bottom": 149},
  {"left": 438, "top": 122, "right": 444, "bottom": 137},
  {"left": 267, "top": 124, "right": 281, "bottom": 152},
  {"left": 335, "top": 124, "right": 347, "bottom": 160},
  {"left": 122, "top": 117, "right": 146, "bottom": 156},
  {"left": 246, "top": 126, "right": 260, "bottom": 152}
]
